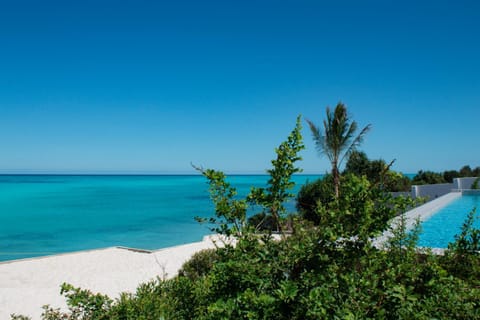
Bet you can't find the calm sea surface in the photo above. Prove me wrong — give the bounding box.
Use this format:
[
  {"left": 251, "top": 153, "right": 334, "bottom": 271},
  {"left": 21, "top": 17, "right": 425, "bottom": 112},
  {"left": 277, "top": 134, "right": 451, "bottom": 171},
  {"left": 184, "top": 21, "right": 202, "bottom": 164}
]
[{"left": 0, "top": 174, "right": 320, "bottom": 262}]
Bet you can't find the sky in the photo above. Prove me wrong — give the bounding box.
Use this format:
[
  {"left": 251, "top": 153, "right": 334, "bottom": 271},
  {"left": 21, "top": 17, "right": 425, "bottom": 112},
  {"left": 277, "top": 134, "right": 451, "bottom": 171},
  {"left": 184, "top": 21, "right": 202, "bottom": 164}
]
[{"left": 0, "top": 0, "right": 479, "bottom": 174}]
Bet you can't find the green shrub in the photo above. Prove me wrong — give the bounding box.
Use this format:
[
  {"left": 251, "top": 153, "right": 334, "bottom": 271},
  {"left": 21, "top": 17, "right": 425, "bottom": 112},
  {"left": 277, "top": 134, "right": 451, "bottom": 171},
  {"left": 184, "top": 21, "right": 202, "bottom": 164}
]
[
  {"left": 178, "top": 248, "right": 219, "bottom": 281},
  {"left": 297, "top": 173, "right": 403, "bottom": 241},
  {"left": 343, "top": 150, "right": 412, "bottom": 192},
  {"left": 296, "top": 174, "right": 335, "bottom": 224},
  {"left": 412, "top": 170, "right": 446, "bottom": 185},
  {"left": 471, "top": 177, "right": 480, "bottom": 189},
  {"left": 441, "top": 209, "right": 480, "bottom": 282}
]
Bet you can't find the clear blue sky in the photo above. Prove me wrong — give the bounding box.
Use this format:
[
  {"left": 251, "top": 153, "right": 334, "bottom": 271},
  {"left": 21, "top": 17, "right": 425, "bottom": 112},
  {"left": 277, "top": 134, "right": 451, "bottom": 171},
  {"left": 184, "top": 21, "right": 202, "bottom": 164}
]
[{"left": 0, "top": 0, "right": 479, "bottom": 174}]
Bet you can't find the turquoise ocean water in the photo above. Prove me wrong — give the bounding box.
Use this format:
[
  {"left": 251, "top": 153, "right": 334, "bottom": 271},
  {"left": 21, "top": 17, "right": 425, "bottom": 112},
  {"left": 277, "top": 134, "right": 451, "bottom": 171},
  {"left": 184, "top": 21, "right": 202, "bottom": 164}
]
[{"left": 0, "top": 174, "right": 320, "bottom": 262}]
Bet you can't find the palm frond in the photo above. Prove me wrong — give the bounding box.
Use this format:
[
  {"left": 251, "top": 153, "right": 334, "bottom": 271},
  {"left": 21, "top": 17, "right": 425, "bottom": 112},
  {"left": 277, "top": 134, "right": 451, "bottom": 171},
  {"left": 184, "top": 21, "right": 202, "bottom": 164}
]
[
  {"left": 339, "top": 123, "right": 372, "bottom": 166},
  {"left": 306, "top": 118, "right": 325, "bottom": 154}
]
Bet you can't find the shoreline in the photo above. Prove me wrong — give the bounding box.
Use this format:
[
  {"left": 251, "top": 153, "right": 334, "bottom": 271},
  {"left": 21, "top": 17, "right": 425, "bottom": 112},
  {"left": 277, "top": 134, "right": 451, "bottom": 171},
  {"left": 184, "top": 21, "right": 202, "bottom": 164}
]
[{"left": 0, "top": 235, "right": 224, "bottom": 320}]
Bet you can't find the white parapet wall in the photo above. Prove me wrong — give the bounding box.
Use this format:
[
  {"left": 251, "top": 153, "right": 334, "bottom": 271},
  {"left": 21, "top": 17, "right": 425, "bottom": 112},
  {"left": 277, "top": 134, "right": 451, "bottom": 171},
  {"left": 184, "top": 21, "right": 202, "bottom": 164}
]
[
  {"left": 411, "top": 177, "right": 479, "bottom": 200},
  {"left": 411, "top": 183, "right": 453, "bottom": 200},
  {"left": 453, "top": 177, "right": 479, "bottom": 190}
]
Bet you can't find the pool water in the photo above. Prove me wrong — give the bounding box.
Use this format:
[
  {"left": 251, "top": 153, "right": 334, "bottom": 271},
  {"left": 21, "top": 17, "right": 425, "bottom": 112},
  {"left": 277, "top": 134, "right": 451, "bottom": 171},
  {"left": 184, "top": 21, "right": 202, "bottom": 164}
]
[{"left": 418, "top": 195, "right": 480, "bottom": 248}]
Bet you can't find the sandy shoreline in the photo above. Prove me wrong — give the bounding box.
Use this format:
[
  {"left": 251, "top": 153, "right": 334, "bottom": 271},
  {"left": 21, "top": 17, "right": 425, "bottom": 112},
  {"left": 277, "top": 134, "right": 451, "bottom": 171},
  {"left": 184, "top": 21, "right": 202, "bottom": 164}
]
[{"left": 0, "top": 236, "right": 222, "bottom": 320}]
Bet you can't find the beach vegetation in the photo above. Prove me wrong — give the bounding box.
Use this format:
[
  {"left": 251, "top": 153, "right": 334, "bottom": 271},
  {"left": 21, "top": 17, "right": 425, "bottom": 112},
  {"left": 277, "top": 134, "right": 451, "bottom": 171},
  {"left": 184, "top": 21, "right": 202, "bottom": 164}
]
[
  {"left": 13, "top": 115, "right": 480, "bottom": 320},
  {"left": 246, "top": 212, "right": 277, "bottom": 231},
  {"left": 460, "top": 165, "right": 473, "bottom": 177},
  {"left": 343, "top": 150, "right": 411, "bottom": 192},
  {"left": 471, "top": 177, "right": 480, "bottom": 190},
  {"left": 412, "top": 170, "right": 446, "bottom": 185},
  {"left": 246, "top": 115, "right": 304, "bottom": 234},
  {"left": 440, "top": 208, "right": 480, "bottom": 281},
  {"left": 295, "top": 174, "right": 335, "bottom": 224},
  {"left": 195, "top": 115, "right": 304, "bottom": 235},
  {"left": 296, "top": 172, "right": 406, "bottom": 241},
  {"left": 306, "top": 102, "right": 371, "bottom": 197},
  {"left": 178, "top": 248, "right": 219, "bottom": 281},
  {"left": 413, "top": 164, "right": 480, "bottom": 185},
  {"left": 192, "top": 167, "right": 249, "bottom": 237},
  {"left": 443, "top": 169, "right": 460, "bottom": 183}
]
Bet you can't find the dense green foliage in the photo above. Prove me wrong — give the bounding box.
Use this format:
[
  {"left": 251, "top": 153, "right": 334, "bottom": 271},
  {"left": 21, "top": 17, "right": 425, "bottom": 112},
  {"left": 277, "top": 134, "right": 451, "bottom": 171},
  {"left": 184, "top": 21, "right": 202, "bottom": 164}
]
[
  {"left": 16, "top": 209, "right": 480, "bottom": 320},
  {"left": 297, "top": 150, "right": 411, "bottom": 227},
  {"left": 412, "top": 165, "right": 480, "bottom": 185},
  {"left": 440, "top": 209, "right": 480, "bottom": 281},
  {"left": 296, "top": 172, "right": 404, "bottom": 241},
  {"left": 296, "top": 174, "right": 335, "bottom": 224},
  {"left": 412, "top": 170, "right": 447, "bottom": 185},
  {"left": 13, "top": 116, "right": 480, "bottom": 320},
  {"left": 343, "top": 150, "right": 411, "bottom": 192},
  {"left": 178, "top": 249, "right": 219, "bottom": 281},
  {"left": 306, "top": 102, "right": 371, "bottom": 197}
]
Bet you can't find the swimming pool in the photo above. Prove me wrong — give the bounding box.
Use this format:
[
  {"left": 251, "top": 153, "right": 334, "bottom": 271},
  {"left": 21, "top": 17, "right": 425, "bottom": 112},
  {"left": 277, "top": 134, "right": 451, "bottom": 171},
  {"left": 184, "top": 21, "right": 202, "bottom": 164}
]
[{"left": 418, "top": 194, "right": 480, "bottom": 248}]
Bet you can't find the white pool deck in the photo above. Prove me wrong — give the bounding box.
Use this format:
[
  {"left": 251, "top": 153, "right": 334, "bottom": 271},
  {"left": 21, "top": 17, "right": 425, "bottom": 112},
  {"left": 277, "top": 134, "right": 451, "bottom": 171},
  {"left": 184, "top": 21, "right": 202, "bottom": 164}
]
[{"left": 0, "top": 193, "right": 462, "bottom": 319}]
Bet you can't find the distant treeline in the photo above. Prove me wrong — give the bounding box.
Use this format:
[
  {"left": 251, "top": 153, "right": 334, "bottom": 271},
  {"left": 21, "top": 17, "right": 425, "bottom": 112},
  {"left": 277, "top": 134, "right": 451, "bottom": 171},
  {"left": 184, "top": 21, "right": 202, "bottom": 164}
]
[
  {"left": 343, "top": 151, "right": 479, "bottom": 191},
  {"left": 411, "top": 165, "right": 480, "bottom": 185}
]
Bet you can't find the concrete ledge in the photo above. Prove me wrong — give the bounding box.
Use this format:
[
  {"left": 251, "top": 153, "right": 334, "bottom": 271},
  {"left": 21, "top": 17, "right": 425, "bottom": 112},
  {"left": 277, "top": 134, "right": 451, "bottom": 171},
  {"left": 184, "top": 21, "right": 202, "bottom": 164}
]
[{"left": 462, "top": 190, "right": 480, "bottom": 195}]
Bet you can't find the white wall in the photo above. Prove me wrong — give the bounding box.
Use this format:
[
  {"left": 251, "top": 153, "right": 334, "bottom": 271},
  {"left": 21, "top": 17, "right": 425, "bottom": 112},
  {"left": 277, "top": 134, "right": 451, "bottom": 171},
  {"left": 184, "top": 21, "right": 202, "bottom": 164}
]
[
  {"left": 411, "top": 183, "right": 453, "bottom": 200},
  {"left": 453, "top": 177, "right": 479, "bottom": 190},
  {"left": 411, "top": 177, "right": 479, "bottom": 200}
]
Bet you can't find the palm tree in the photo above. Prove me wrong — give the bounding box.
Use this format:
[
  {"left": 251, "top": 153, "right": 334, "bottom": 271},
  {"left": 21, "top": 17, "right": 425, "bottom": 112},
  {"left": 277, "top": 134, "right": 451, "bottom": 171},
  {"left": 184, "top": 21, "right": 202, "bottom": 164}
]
[{"left": 306, "top": 102, "right": 371, "bottom": 198}]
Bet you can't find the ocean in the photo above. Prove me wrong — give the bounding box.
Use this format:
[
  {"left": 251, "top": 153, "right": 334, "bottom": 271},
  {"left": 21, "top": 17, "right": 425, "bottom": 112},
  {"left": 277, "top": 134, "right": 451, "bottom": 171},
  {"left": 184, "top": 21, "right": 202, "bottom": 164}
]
[{"left": 0, "top": 174, "right": 321, "bottom": 262}]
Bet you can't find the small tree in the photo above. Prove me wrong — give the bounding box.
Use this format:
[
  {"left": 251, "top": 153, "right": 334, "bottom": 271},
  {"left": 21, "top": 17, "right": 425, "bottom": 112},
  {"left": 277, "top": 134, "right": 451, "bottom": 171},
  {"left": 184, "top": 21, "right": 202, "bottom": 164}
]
[
  {"left": 248, "top": 115, "right": 305, "bottom": 234},
  {"left": 193, "top": 166, "right": 249, "bottom": 237},
  {"left": 307, "top": 102, "right": 371, "bottom": 197},
  {"left": 195, "top": 116, "right": 304, "bottom": 237}
]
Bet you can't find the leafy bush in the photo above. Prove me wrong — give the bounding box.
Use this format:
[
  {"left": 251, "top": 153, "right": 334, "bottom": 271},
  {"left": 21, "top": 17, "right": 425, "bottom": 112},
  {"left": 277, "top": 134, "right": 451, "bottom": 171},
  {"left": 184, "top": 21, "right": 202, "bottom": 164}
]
[
  {"left": 472, "top": 177, "right": 480, "bottom": 189},
  {"left": 412, "top": 170, "right": 446, "bottom": 185},
  {"left": 441, "top": 209, "right": 480, "bottom": 282},
  {"left": 297, "top": 173, "right": 404, "bottom": 242},
  {"left": 443, "top": 169, "right": 460, "bottom": 183},
  {"left": 295, "top": 174, "right": 335, "bottom": 224},
  {"left": 383, "top": 170, "right": 412, "bottom": 192},
  {"left": 178, "top": 248, "right": 219, "bottom": 281},
  {"left": 343, "top": 150, "right": 411, "bottom": 192},
  {"left": 246, "top": 212, "right": 277, "bottom": 231}
]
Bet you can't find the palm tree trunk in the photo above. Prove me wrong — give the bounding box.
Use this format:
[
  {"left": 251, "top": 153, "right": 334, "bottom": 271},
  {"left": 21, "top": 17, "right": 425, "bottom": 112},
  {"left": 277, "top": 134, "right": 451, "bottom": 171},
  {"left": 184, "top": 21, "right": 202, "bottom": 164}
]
[{"left": 333, "top": 165, "right": 340, "bottom": 198}]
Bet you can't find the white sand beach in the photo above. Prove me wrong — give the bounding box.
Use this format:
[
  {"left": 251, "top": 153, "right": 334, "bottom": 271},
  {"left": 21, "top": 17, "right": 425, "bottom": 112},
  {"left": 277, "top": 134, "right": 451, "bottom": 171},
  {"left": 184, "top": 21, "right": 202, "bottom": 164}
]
[{"left": 0, "top": 236, "right": 223, "bottom": 320}]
